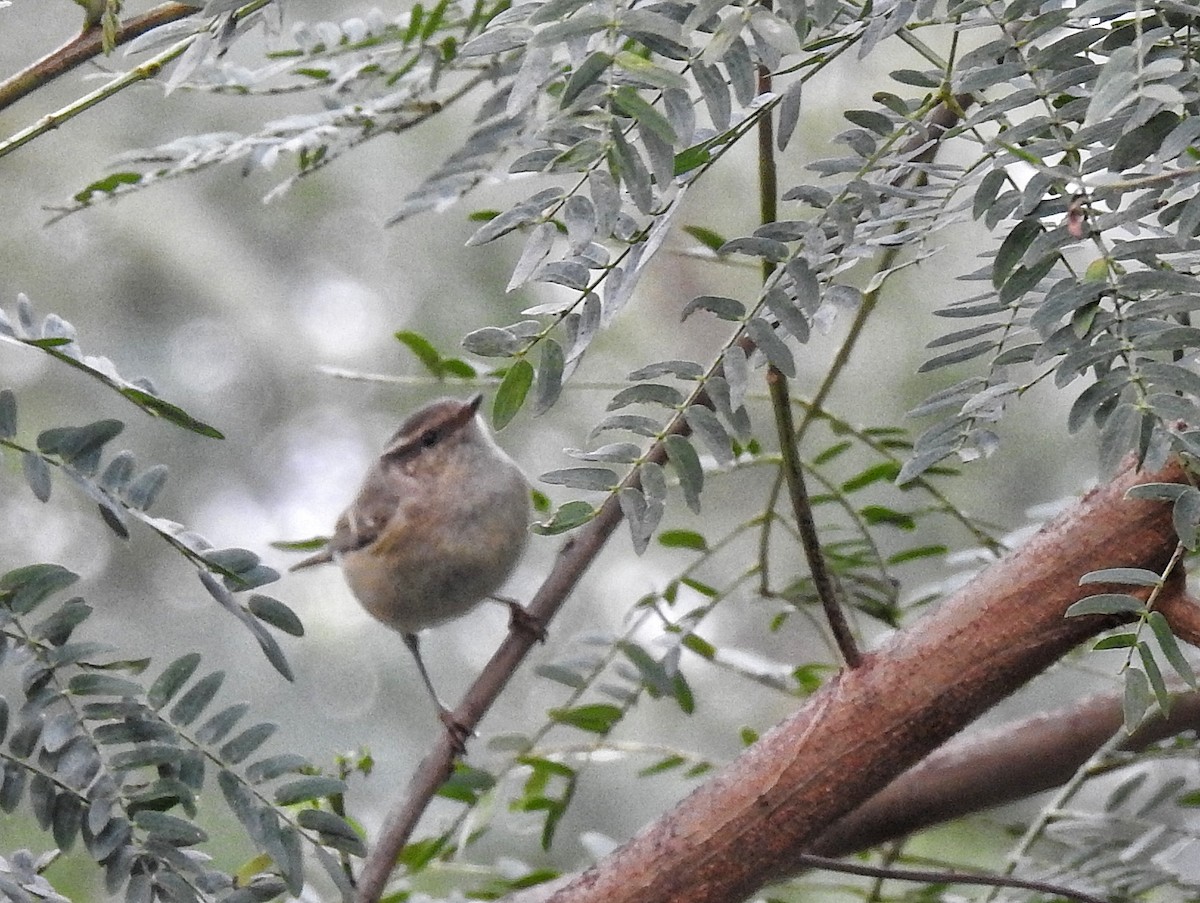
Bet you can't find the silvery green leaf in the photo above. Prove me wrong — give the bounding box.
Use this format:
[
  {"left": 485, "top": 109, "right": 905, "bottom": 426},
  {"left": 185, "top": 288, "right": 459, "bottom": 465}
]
[
  {"left": 787, "top": 258, "right": 821, "bottom": 311},
  {"left": 530, "top": 0, "right": 593, "bottom": 25},
  {"left": 16, "top": 293, "right": 35, "bottom": 336},
  {"left": 619, "top": 487, "right": 659, "bottom": 554},
  {"left": 534, "top": 260, "right": 591, "bottom": 289},
  {"left": 220, "top": 722, "right": 277, "bottom": 765},
  {"left": 746, "top": 318, "right": 795, "bottom": 377},
  {"left": 462, "top": 326, "right": 521, "bottom": 357},
  {"left": 99, "top": 450, "right": 135, "bottom": 492},
  {"left": 640, "top": 460, "right": 667, "bottom": 502},
  {"left": 607, "top": 384, "right": 683, "bottom": 410},
  {"left": 541, "top": 467, "right": 619, "bottom": 491},
  {"left": 508, "top": 223, "right": 558, "bottom": 291},
  {"left": 628, "top": 360, "right": 705, "bottom": 380},
  {"left": 568, "top": 292, "right": 602, "bottom": 362},
  {"left": 149, "top": 653, "right": 202, "bottom": 709},
  {"left": 663, "top": 87, "right": 696, "bottom": 147},
  {"left": 701, "top": 10, "right": 744, "bottom": 65},
  {"left": 170, "top": 671, "right": 224, "bottom": 726},
  {"left": 1176, "top": 488, "right": 1200, "bottom": 550},
  {"left": 460, "top": 26, "right": 534, "bottom": 56},
  {"left": 534, "top": 339, "right": 565, "bottom": 415},
  {"left": 749, "top": 8, "right": 802, "bottom": 57},
  {"left": 718, "top": 236, "right": 789, "bottom": 261},
  {"left": 466, "top": 204, "right": 541, "bottom": 247},
  {"left": 693, "top": 61, "right": 731, "bottom": 130},
  {"left": 681, "top": 295, "right": 745, "bottom": 322},
  {"left": 665, "top": 435, "right": 703, "bottom": 512},
  {"left": 611, "top": 127, "right": 654, "bottom": 214},
  {"left": 777, "top": 79, "right": 804, "bottom": 151},
  {"left": 1085, "top": 45, "right": 1137, "bottom": 126},
  {"left": 1100, "top": 402, "right": 1142, "bottom": 474},
  {"left": 722, "top": 345, "right": 748, "bottom": 409},
  {"left": 165, "top": 32, "right": 213, "bottom": 96},
  {"left": 566, "top": 443, "right": 642, "bottom": 463},
  {"left": 23, "top": 452, "right": 51, "bottom": 502},
  {"left": 124, "top": 463, "right": 167, "bottom": 511},
  {"left": 590, "top": 414, "right": 662, "bottom": 438},
  {"left": 765, "top": 286, "right": 809, "bottom": 342},
  {"left": 723, "top": 36, "right": 756, "bottom": 106},
  {"left": 684, "top": 405, "right": 733, "bottom": 465},
  {"left": 564, "top": 195, "right": 597, "bottom": 252},
  {"left": 589, "top": 170, "right": 621, "bottom": 237},
  {"left": 508, "top": 45, "right": 555, "bottom": 116},
  {"left": 685, "top": 0, "right": 732, "bottom": 30},
  {"left": 639, "top": 125, "right": 677, "bottom": 193},
  {"left": 562, "top": 51, "right": 613, "bottom": 106},
  {"left": 617, "top": 8, "right": 686, "bottom": 45}
]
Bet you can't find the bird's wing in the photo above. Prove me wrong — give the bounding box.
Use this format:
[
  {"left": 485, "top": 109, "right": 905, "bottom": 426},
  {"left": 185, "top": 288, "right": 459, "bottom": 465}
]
[{"left": 290, "top": 462, "right": 402, "bottom": 571}]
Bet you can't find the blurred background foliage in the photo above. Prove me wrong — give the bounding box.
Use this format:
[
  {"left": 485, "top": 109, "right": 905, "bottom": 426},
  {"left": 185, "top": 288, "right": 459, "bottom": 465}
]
[{"left": 0, "top": 0, "right": 1176, "bottom": 900}]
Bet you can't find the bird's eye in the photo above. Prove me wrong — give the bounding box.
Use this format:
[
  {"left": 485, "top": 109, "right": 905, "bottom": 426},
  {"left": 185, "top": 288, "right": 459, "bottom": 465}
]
[{"left": 420, "top": 429, "right": 440, "bottom": 448}]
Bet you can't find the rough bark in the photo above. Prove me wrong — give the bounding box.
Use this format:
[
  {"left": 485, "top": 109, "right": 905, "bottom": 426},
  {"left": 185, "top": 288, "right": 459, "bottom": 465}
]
[{"left": 546, "top": 458, "right": 1189, "bottom": 903}]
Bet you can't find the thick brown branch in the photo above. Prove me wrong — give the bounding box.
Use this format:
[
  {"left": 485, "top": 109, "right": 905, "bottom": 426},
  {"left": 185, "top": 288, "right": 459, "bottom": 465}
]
[
  {"left": 0, "top": 3, "right": 200, "bottom": 114},
  {"left": 543, "top": 457, "right": 1187, "bottom": 903}
]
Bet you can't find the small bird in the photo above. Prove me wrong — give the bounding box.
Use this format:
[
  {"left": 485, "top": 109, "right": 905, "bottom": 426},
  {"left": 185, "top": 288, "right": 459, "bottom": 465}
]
[{"left": 291, "top": 395, "right": 531, "bottom": 748}]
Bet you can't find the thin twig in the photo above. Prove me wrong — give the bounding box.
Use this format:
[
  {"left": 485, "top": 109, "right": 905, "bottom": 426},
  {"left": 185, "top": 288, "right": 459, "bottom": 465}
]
[
  {"left": 756, "top": 56, "right": 860, "bottom": 667},
  {"left": 793, "top": 853, "right": 1112, "bottom": 903},
  {"left": 0, "top": 3, "right": 201, "bottom": 114},
  {"left": 767, "top": 368, "right": 862, "bottom": 667}
]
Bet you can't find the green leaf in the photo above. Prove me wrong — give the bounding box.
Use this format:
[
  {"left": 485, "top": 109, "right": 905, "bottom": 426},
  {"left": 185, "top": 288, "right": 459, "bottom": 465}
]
[
  {"left": 681, "top": 295, "right": 745, "bottom": 321},
  {"left": 134, "top": 810, "right": 207, "bottom": 847},
  {"left": 395, "top": 330, "right": 444, "bottom": 377},
  {"left": 1147, "top": 611, "right": 1197, "bottom": 688},
  {"left": 147, "top": 654, "right": 202, "bottom": 709},
  {"left": 992, "top": 219, "right": 1041, "bottom": 288},
  {"left": 221, "top": 722, "right": 278, "bottom": 765},
  {"left": 0, "top": 389, "right": 14, "bottom": 438},
  {"left": 886, "top": 544, "right": 947, "bottom": 565},
  {"left": 274, "top": 776, "right": 347, "bottom": 806},
  {"left": 0, "top": 564, "right": 78, "bottom": 615},
  {"left": 297, "top": 809, "right": 367, "bottom": 856},
  {"left": 494, "top": 359, "right": 534, "bottom": 429},
  {"left": 561, "top": 51, "right": 613, "bottom": 106},
  {"left": 664, "top": 434, "right": 703, "bottom": 512},
  {"left": 611, "top": 87, "right": 676, "bottom": 144},
  {"left": 197, "top": 703, "right": 250, "bottom": 746},
  {"left": 540, "top": 467, "right": 618, "bottom": 491},
  {"left": 534, "top": 339, "right": 564, "bottom": 415},
  {"left": 169, "top": 671, "right": 225, "bottom": 726},
  {"left": 1078, "top": 568, "right": 1162, "bottom": 587},
  {"left": 859, "top": 506, "right": 915, "bottom": 530},
  {"left": 67, "top": 673, "right": 143, "bottom": 697},
  {"left": 1137, "top": 641, "right": 1171, "bottom": 716},
  {"left": 124, "top": 464, "right": 168, "bottom": 511},
  {"left": 1094, "top": 633, "right": 1137, "bottom": 650},
  {"left": 683, "top": 225, "right": 727, "bottom": 252},
  {"left": 245, "top": 753, "right": 311, "bottom": 784},
  {"left": 531, "top": 500, "right": 596, "bottom": 535},
  {"left": 841, "top": 462, "right": 901, "bottom": 492},
  {"left": 23, "top": 451, "right": 51, "bottom": 502},
  {"left": 1065, "top": 594, "right": 1145, "bottom": 617},
  {"left": 658, "top": 529, "right": 708, "bottom": 551},
  {"left": 248, "top": 595, "right": 305, "bottom": 637},
  {"left": 1123, "top": 666, "right": 1151, "bottom": 730},
  {"left": 549, "top": 703, "right": 623, "bottom": 734}
]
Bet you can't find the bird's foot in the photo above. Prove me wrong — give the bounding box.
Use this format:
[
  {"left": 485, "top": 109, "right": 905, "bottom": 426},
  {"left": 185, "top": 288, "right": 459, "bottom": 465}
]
[
  {"left": 437, "top": 708, "right": 474, "bottom": 756},
  {"left": 495, "top": 595, "right": 547, "bottom": 642}
]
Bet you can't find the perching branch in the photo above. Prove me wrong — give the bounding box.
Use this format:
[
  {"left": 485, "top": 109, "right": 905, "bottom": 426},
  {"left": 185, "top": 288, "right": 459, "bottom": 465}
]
[
  {"left": 538, "top": 456, "right": 1187, "bottom": 903},
  {"left": 0, "top": 3, "right": 200, "bottom": 114}
]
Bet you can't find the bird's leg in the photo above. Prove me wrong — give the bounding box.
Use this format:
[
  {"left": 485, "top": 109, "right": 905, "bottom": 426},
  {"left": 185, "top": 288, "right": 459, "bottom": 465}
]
[
  {"left": 402, "top": 633, "right": 471, "bottom": 754},
  {"left": 491, "top": 595, "right": 547, "bottom": 642}
]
